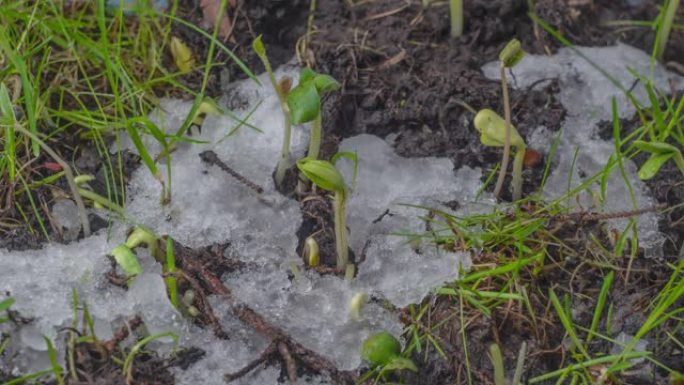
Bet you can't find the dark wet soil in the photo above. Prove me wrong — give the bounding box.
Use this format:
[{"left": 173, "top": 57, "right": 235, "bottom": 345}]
[{"left": 2, "top": 0, "right": 683, "bottom": 384}]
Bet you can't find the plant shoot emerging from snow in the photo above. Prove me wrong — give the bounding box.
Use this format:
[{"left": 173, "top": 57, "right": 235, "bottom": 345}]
[
  {"left": 287, "top": 68, "right": 340, "bottom": 162},
  {"left": 475, "top": 109, "right": 527, "bottom": 200},
  {"left": 252, "top": 35, "right": 294, "bottom": 188},
  {"left": 490, "top": 38, "right": 526, "bottom": 200},
  {"left": 296, "top": 155, "right": 355, "bottom": 270}
]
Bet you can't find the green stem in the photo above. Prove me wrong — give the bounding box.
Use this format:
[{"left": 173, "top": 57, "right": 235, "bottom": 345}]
[
  {"left": 449, "top": 0, "right": 463, "bottom": 38},
  {"left": 309, "top": 113, "right": 322, "bottom": 160},
  {"left": 493, "top": 64, "right": 512, "bottom": 199},
  {"left": 333, "top": 191, "right": 349, "bottom": 269},
  {"left": 258, "top": 51, "right": 292, "bottom": 187},
  {"left": 512, "top": 146, "right": 525, "bottom": 201},
  {"left": 77, "top": 188, "right": 126, "bottom": 217},
  {"left": 655, "top": 0, "right": 681, "bottom": 61}
]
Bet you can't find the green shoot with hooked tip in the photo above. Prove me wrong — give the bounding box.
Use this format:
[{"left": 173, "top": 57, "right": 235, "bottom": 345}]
[
  {"left": 450, "top": 0, "right": 463, "bottom": 38},
  {"left": 253, "top": 35, "right": 294, "bottom": 188},
  {"left": 297, "top": 156, "right": 351, "bottom": 269},
  {"left": 489, "top": 38, "right": 526, "bottom": 200}
]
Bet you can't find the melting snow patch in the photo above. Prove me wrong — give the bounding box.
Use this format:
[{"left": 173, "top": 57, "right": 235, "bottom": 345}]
[{"left": 483, "top": 43, "right": 684, "bottom": 256}]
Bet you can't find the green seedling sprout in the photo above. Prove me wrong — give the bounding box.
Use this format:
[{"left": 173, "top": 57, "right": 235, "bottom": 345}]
[
  {"left": 490, "top": 39, "right": 526, "bottom": 200},
  {"left": 360, "top": 332, "right": 417, "bottom": 379},
  {"left": 450, "top": 0, "right": 463, "bottom": 38},
  {"left": 253, "top": 35, "right": 294, "bottom": 187},
  {"left": 654, "top": 0, "right": 681, "bottom": 62},
  {"left": 302, "top": 235, "right": 320, "bottom": 267},
  {"left": 297, "top": 152, "right": 357, "bottom": 269},
  {"left": 297, "top": 157, "right": 350, "bottom": 269},
  {"left": 474, "top": 109, "right": 527, "bottom": 200},
  {"left": 288, "top": 68, "right": 340, "bottom": 190},
  {"left": 633, "top": 140, "right": 684, "bottom": 179},
  {"left": 125, "top": 226, "right": 161, "bottom": 261},
  {"left": 110, "top": 245, "right": 143, "bottom": 278}
]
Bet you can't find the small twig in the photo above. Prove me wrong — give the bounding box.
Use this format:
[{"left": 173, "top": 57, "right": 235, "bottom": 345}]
[
  {"left": 102, "top": 316, "right": 143, "bottom": 353},
  {"left": 224, "top": 341, "right": 278, "bottom": 383},
  {"left": 278, "top": 342, "right": 298, "bottom": 385},
  {"left": 199, "top": 150, "right": 264, "bottom": 194}
]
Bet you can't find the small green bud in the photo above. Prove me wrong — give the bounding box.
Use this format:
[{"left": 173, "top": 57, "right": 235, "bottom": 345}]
[
  {"left": 182, "top": 290, "right": 195, "bottom": 306},
  {"left": 74, "top": 174, "right": 95, "bottom": 187},
  {"left": 473, "top": 109, "right": 525, "bottom": 149},
  {"left": 187, "top": 306, "right": 200, "bottom": 317},
  {"left": 499, "top": 39, "right": 525, "bottom": 68},
  {"left": 110, "top": 245, "right": 142, "bottom": 277},
  {"left": 252, "top": 35, "right": 266, "bottom": 57},
  {"left": 303, "top": 236, "right": 320, "bottom": 267},
  {"left": 296, "top": 158, "right": 346, "bottom": 194},
  {"left": 361, "top": 332, "right": 402, "bottom": 368},
  {"left": 349, "top": 292, "right": 368, "bottom": 321}
]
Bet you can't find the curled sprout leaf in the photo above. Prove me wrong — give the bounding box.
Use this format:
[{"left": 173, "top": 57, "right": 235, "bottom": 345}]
[
  {"left": 474, "top": 109, "right": 525, "bottom": 149},
  {"left": 361, "top": 332, "right": 402, "bottom": 368},
  {"left": 111, "top": 245, "right": 143, "bottom": 277},
  {"left": 633, "top": 140, "right": 684, "bottom": 180},
  {"left": 313, "top": 74, "right": 341, "bottom": 94},
  {"left": 499, "top": 38, "right": 525, "bottom": 68},
  {"left": 296, "top": 158, "right": 346, "bottom": 195},
  {"left": 125, "top": 226, "right": 159, "bottom": 258},
  {"left": 252, "top": 34, "right": 266, "bottom": 57},
  {"left": 169, "top": 37, "right": 195, "bottom": 73},
  {"left": 287, "top": 68, "right": 340, "bottom": 125},
  {"left": 288, "top": 81, "right": 320, "bottom": 124}
]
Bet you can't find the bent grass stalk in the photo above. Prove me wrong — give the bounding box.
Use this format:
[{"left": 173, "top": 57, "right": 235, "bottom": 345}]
[
  {"left": 655, "top": 0, "right": 681, "bottom": 61},
  {"left": 253, "top": 35, "right": 293, "bottom": 187}
]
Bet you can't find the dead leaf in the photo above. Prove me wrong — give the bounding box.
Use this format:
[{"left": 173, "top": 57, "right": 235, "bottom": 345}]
[
  {"left": 199, "top": 0, "right": 236, "bottom": 41},
  {"left": 169, "top": 37, "right": 195, "bottom": 73}
]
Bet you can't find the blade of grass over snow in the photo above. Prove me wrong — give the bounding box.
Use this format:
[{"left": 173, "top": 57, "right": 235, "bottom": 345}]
[{"left": 0, "top": 0, "right": 255, "bottom": 238}]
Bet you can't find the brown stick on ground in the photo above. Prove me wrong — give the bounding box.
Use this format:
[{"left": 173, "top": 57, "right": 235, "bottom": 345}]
[{"left": 160, "top": 239, "right": 358, "bottom": 385}]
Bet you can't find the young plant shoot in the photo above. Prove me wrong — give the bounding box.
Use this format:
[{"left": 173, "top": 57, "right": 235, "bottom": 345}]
[
  {"left": 492, "top": 38, "right": 526, "bottom": 200},
  {"left": 474, "top": 109, "right": 527, "bottom": 200},
  {"left": 633, "top": 140, "right": 684, "bottom": 179},
  {"left": 252, "top": 35, "right": 293, "bottom": 188},
  {"left": 654, "top": 0, "right": 681, "bottom": 61},
  {"left": 360, "top": 332, "right": 417, "bottom": 375},
  {"left": 450, "top": 0, "right": 463, "bottom": 38},
  {"left": 296, "top": 157, "right": 350, "bottom": 270},
  {"left": 287, "top": 68, "right": 340, "bottom": 162}
]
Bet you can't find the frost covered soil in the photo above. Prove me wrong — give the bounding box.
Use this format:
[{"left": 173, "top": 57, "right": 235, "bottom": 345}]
[{"left": 2, "top": 44, "right": 683, "bottom": 384}]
